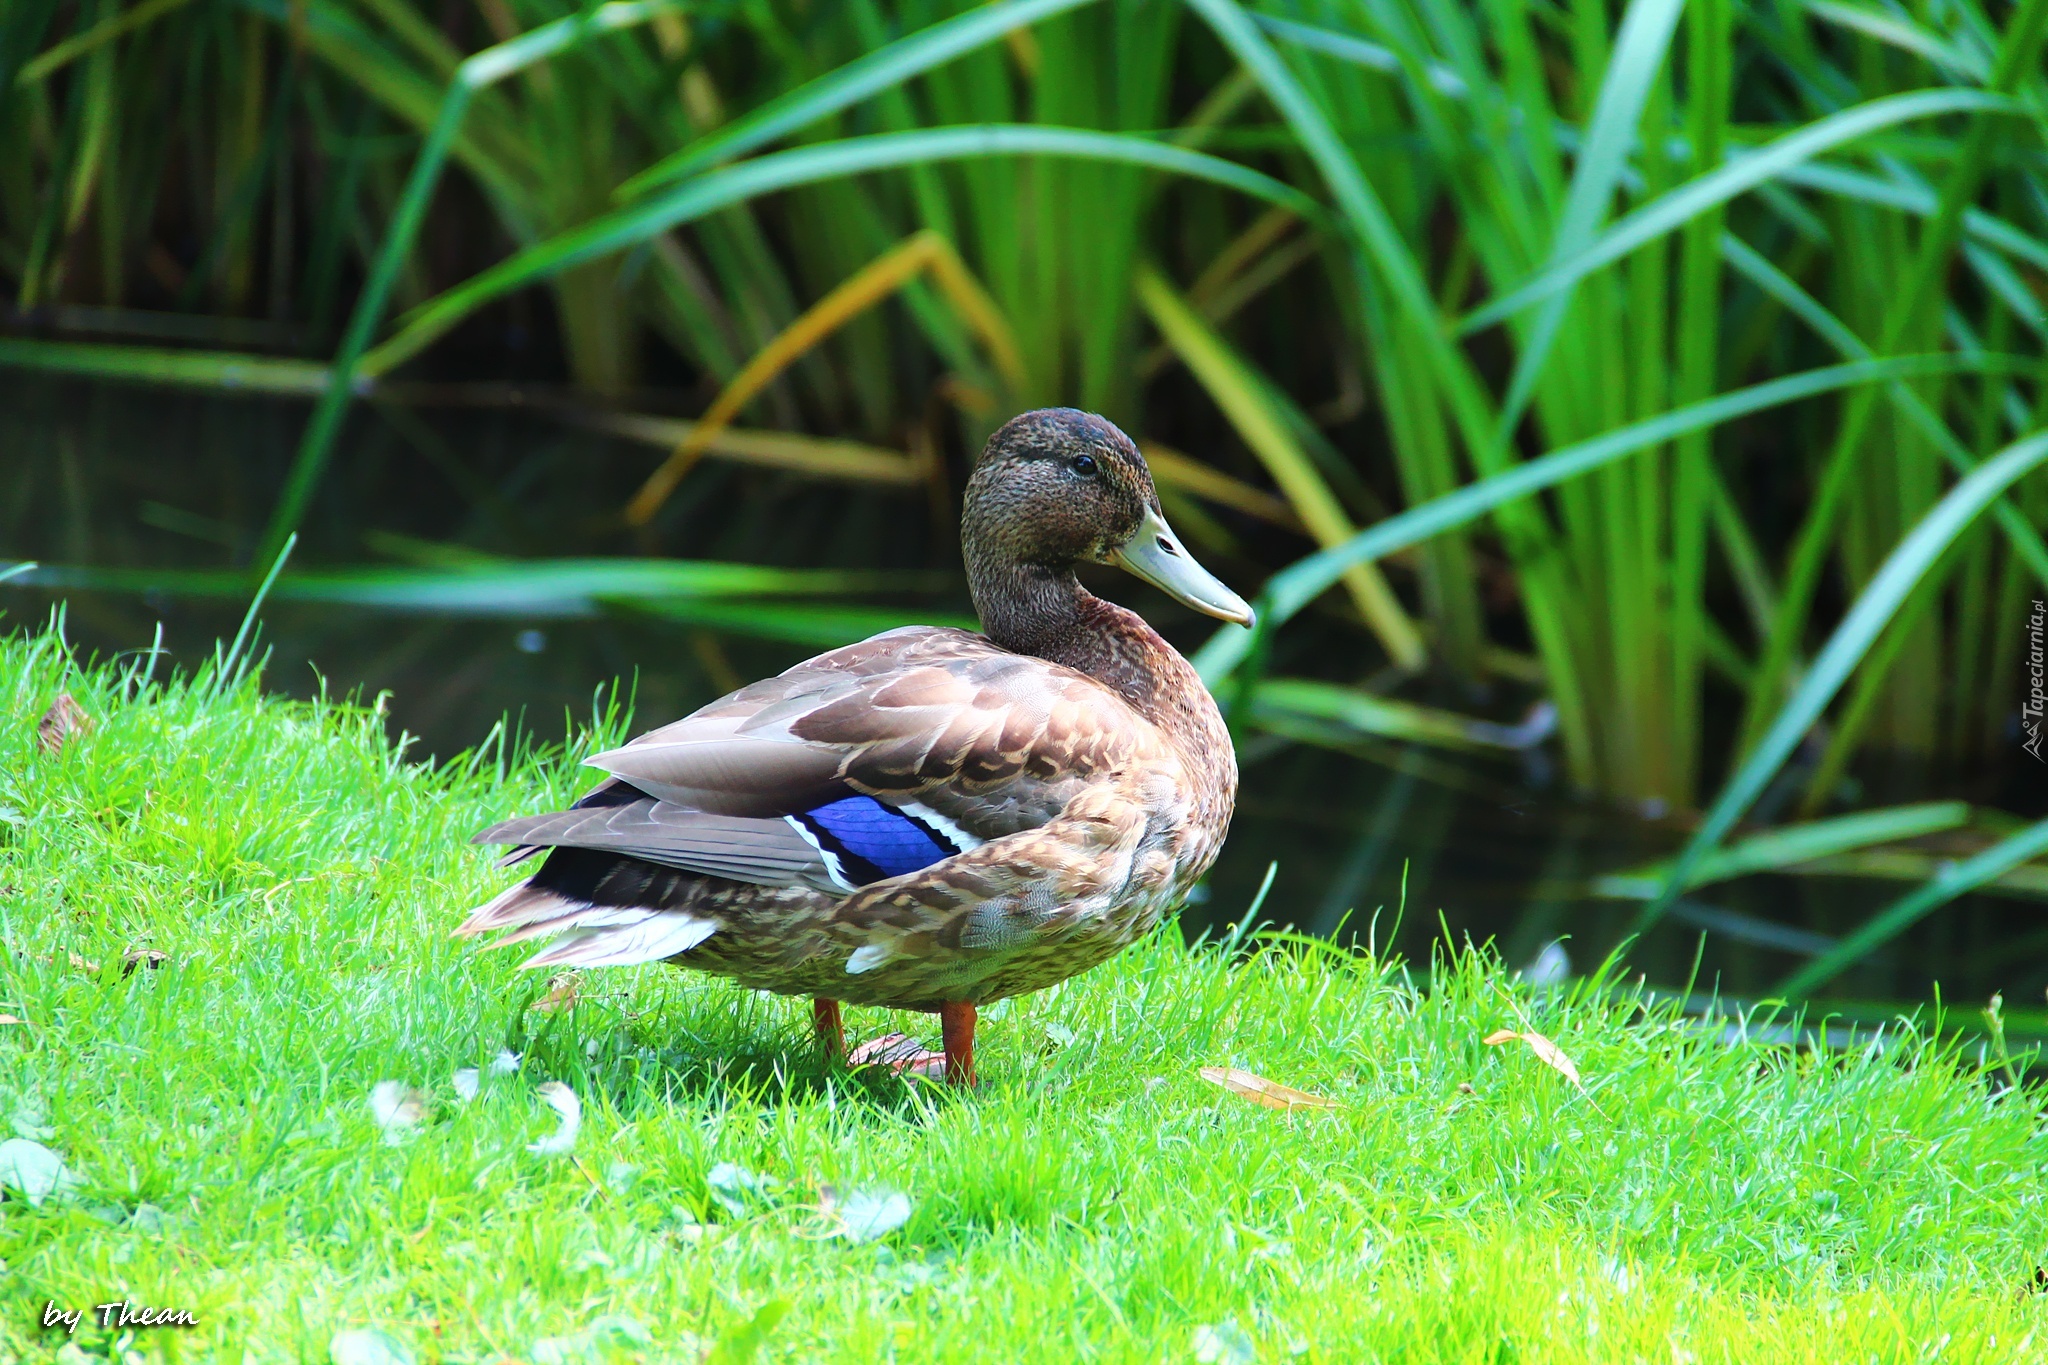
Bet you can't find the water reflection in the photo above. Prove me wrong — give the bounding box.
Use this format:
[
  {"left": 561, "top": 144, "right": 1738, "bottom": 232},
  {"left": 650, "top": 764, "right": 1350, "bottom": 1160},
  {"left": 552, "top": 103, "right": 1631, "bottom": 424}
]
[{"left": 6, "top": 375, "right": 2045, "bottom": 1021}]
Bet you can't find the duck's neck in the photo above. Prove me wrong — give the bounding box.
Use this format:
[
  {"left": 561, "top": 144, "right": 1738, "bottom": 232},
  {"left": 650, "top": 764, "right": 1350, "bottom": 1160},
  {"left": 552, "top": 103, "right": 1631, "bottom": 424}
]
[
  {"left": 969, "top": 553, "right": 1238, "bottom": 836},
  {"left": 969, "top": 558, "right": 1176, "bottom": 716}
]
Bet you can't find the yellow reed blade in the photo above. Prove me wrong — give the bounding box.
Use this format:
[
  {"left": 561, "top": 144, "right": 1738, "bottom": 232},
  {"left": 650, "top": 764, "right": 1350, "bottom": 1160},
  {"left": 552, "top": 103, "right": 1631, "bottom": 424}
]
[
  {"left": 626, "top": 230, "right": 1021, "bottom": 525},
  {"left": 626, "top": 233, "right": 936, "bottom": 523},
  {"left": 919, "top": 234, "right": 1027, "bottom": 394},
  {"left": 1138, "top": 210, "right": 1313, "bottom": 382},
  {"left": 1141, "top": 442, "right": 1304, "bottom": 533},
  {"left": 581, "top": 410, "right": 922, "bottom": 485},
  {"left": 1135, "top": 266, "right": 1426, "bottom": 672},
  {"left": 1189, "top": 206, "right": 1298, "bottom": 307}
]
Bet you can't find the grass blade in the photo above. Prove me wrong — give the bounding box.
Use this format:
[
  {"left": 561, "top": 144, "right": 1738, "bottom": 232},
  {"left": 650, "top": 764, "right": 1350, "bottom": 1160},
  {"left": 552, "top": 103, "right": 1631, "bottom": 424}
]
[
  {"left": 1248, "top": 14, "right": 1419, "bottom": 85},
  {"left": 0, "top": 0, "right": 59, "bottom": 92},
  {"left": 1718, "top": 233, "right": 2048, "bottom": 584},
  {"left": 257, "top": 0, "right": 684, "bottom": 564},
  {"left": 1182, "top": 0, "right": 1599, "bottom": 772},
  {"left": 215, "top": 533, "right": 296, "bottom": 688},
  {"left": 1772, "top": 162, "right": 2048, "bottom": 275},
  {"left": 1732, "top": 0, "right": 2048, "bottom": 765},
  {"left": 1803, "top": 0, "right": 1987, "bottom": 81},
  {"left": 17, "top": 0, "right": 195, "bottom": 85},
  {"left": 1141, "top": 444, "right": 1304, "bottom": 532},
  {"left": 621, "top": 599, "right": 979, "bottom": 649},
  {"left": 1184, "top": 0, "right": 1499, "bottom": 458}
]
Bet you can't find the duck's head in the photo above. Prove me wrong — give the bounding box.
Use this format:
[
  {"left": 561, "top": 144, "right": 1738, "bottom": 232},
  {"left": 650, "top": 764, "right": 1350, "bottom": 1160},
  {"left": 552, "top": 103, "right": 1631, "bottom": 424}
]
[{"left": 962, "top": 408, "right": 1256, "bottom": 628}]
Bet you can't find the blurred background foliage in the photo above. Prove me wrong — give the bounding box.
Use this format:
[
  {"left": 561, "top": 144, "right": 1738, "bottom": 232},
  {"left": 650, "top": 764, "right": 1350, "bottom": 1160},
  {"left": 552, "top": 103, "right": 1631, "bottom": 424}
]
[{"left": 3, "top": 0, "right": 2048, "bottom": 1011}]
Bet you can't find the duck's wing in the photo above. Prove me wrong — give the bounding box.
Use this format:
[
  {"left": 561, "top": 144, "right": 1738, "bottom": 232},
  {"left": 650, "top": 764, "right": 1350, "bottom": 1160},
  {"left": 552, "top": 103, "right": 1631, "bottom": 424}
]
[
  {"left": 592, "top": 626, "right": 1131, "bottom": 827},
  {"left": 477, "top": 781, "right": 834, "bottom": 887},
  {"left": 470, "top": 627, "right": 1148, "bottom": 897}
]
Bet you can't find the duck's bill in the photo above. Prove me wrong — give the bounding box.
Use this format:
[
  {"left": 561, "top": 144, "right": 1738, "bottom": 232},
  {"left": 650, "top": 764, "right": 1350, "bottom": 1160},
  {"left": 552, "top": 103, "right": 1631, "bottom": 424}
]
[{"left": 1110, "top": 505, "right": 1257, "bottom": 628}]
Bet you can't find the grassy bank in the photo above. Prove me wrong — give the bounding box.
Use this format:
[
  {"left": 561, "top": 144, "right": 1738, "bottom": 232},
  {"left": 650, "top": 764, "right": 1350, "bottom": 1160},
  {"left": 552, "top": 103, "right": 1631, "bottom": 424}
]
[{"left": 2, "top": 621, "right": 2046, "bottom": 1363}]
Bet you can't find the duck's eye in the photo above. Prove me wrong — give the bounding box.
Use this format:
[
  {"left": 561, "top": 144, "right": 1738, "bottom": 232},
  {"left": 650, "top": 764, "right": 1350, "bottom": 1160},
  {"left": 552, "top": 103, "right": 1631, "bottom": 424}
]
[{"left": 1071, "top": 454, "right": 1098, "bottom": 477}]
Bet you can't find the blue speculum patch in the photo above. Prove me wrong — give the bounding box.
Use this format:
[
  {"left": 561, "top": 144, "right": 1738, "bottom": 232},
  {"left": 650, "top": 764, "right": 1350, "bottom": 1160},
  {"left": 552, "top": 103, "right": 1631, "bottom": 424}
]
[{"left": 795, "top": 794, "right": 956, "bottom": 884}]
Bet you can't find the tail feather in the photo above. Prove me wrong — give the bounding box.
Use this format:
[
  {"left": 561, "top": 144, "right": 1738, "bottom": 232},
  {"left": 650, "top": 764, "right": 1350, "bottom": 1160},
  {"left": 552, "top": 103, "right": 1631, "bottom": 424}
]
[
  {"left": 455, "top": 879, "right": 575, "bottom": 937},
  {"left": 458, "top": 875, "right": 720, "bottom": 969},
  {"left": 519, "top": 912, "right": 720, "bottom": 969},
  {"left": 493, "top": 901, "right": 663, "bottom": 946}
]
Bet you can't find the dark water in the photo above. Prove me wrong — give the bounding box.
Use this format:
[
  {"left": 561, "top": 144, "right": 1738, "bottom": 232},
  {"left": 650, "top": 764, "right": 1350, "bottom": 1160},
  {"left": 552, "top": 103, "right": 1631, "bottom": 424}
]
[{"left": 6, "top": 375, "right": 2045, "bottom": 1028}]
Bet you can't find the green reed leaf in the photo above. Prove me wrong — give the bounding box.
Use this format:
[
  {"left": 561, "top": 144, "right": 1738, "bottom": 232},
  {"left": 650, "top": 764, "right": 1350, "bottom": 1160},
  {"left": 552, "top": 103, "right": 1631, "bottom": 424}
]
[
  {"left": 1637, "top": 427, "right": 2048, "bottom": 935},
  {"left": 620, "top": 0, "right": 1101, "bottom": 195},
  {"left": 366, "top": 127, "right": 1323, "bottom": 379},
  {"left": 1193, "top": 354, "right": 2030, "bottom": 685},
  {"left": 1461, "top": 89, "right": 2020, "bottom": 334},
  {"left": 1779, "top": 818, "right": 2048, "bottom": 998},
  {"left": 12, "top": 560, "right": 944, "bottom": 616}
]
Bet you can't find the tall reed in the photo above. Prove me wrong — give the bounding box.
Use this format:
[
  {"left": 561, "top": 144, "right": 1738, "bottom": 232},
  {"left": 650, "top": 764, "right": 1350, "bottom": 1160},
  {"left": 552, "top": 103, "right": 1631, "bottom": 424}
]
[{"left": 5, "top": 0, "right": 2046, "bottom": 837}]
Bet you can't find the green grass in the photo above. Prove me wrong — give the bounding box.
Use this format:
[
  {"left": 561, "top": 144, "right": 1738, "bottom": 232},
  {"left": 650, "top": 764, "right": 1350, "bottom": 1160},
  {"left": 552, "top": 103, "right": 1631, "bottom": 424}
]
[{"left": 5, "top": 623, "right": 2048, "bottom": 1363}]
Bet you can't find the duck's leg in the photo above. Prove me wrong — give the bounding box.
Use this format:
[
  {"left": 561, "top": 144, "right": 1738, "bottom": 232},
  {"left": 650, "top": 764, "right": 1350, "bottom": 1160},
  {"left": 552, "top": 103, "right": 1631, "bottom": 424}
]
[
  {"left": 940, "top": 1000, "right": 978, "bottom": 1087},
  {"left": 813, "top": 998, "right": 846, "bottom": 1060}
]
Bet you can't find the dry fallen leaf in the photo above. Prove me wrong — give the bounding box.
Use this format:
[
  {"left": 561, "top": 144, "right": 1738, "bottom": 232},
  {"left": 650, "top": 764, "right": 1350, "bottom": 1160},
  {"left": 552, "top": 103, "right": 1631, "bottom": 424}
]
[
  {"left": 530, "top": 972, "right": 582, "bottom": 1014},
  {"left": 847, "top": 1032, "right": 946, "bottom": 1078},
  {"left": 1199, "top": 1066, "right": 1340, "bottom": 1112},
  {"left": 1483, "top": 1029, "right": 1584, "bottom": 1089},
  {"left": 36, "top": 693, "right": 91, "bottom": 755},
  {"left": 29, "top": 950, "right": 162, "bottom": 977},
  {"left": 0, "top": 1014, "right": 22, "bottom": 1027},
  {"left": 122, "top": 947, "right": 168, "bottom": 975}
]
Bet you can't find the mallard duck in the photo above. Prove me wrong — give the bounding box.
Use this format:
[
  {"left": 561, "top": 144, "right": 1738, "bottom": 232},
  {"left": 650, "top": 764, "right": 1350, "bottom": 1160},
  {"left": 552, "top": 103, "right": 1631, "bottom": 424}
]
[{"left": 457, "top": 408, "right": 1254, "bottom": 1084}]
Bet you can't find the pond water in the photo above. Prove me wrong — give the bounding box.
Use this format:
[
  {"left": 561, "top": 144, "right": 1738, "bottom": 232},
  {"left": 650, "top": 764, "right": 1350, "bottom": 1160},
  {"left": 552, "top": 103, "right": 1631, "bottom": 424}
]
[{"left": 6, "top": 374, "right": 2045, "bottom": 1030}]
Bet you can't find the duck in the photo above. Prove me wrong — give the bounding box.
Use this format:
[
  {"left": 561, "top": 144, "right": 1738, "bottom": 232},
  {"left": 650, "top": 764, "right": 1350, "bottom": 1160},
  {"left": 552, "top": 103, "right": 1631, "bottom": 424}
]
[{"left": 456, "top": 408, "right": 1255, "bottom": 1085}]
